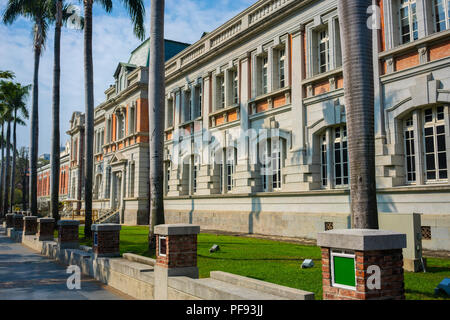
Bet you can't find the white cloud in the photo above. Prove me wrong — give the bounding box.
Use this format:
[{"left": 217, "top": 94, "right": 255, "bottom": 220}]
[{"left": 0, "top": 0, "right": 257, "bottom": 154}]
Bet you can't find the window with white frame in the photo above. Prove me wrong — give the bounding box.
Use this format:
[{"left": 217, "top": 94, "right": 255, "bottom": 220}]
[
  {"left": 195, "top": 85, "right": 202, "bottom": 118},
  {"left": 260, "top": 138, "right": 285, "bottom": 192},
  {"left": 165, "top": 161, "right": 171, "bottom": 194},
  {"left": 404, "top": 117, "right": 416, "bottom": 183},
  {"left": 216, "top": 74, "right": 225, "bottom": 110},
  {"left": 334, "top": 126, "right": 349, "bottom": 187},
  {"left": 424, "top": 106, "right": 448, "bottom": 182},
  {"left": 320, "top": 126, "right": 349, "bottom": 189},
  {"left": 433, "top": 0, "right": 450, "bottom": 32},
  {"left": 190, "top": 155, "right": 200, "bottom": 195},
  {"left": 402, "top": 106, "right": 448, "bottom": 184},
  {"left": 117, "top": 112, "right": 125, "bottom": 140},
  {"left": 279, "top": 48, "right": 286, "bottom": 88},
  {"left": 399, "top": 0, "right": 418, "bottom": 44},
  {"left": 226, "top": 148, "right": 236, "bottom": 192},
  {"left": 185, "top": 90, "right": 192, "bottom": 122},
  {"left": 216, "top": 148, "right": 236, "bottom": 194},
  {"left": 318, "top": 29, "right": 330, "bottom": 74},
  {"left": 321, "top": 134, "right": 328, "bottom": 187},
  {"left": 262, "top": 56, "right": 268, "bottom": 95},
  {"left": 232, "top": 70, "right": 239, "bottom": 105}
]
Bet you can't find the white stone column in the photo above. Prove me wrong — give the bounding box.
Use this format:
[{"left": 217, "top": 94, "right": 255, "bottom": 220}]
[
  {"left": 224, "top": 68, "right": 230, "bottom": 108},
  {"left": 251, "top": 52, "right": 258, "bottom": 98},
  {"left": 267, "top": 46, "right": 274, "bottom": 94},
  {"left": 383, "top": 0, "right": 396, "bottom": 50},
  {"left": 328, "top": 17, "right": 336, "bottom": 70},
  {"left": 211, "top": 71, "right": 217, "bottom": 112},
  {"left": 174, "top": 90, "right": 181, "bottom": 127},
  {"left": 291, "top": 25, "right": 306, "bottom": 153},
  {"left": 239, "top": 54, "right": 250, "bottom": 163},
  {"left": 416, "top": 0, "right": 431, "bottom": 38}
]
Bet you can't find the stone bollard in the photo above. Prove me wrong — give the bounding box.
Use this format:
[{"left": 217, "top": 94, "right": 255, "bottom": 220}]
[
  {"left": 57, "top": 220, "right": 80, "bottom": 249},
  {"left": 154, "top": 224, "right": 200, "bottom": 300},
  {"left": 12, "top": 214, "right": 24, "bottom": 231},
  {"left": 37, "top": 218, "right": 55, "bottom": 241},
  {"left": 91, "top": 224, "right": 122, "bottom": 258},
  {"left": 317, "top": 229, "right": 407, "bottom": 300},
  {"left": 5, "top": 213, "right": 14, "bottom": 229},
  {"left": 23, "top": 216, "right": 38, "bottom": 235}
]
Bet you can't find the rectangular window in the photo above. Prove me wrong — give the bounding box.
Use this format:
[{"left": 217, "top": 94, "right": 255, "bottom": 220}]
[
  {"left": 193, "top": 163, "right": 198, "bottom": 193},
  {"left": 321, "top": 134, "right": 328, "bottom": 187},
  {"left": 226, "top": 149, "right": 235, "bottom": 192},
  {"left": 424, "top": 107, "right": 448, "bottom": 182},
  {"left": 197, "top": 86, "right": 202, "bottom": 117},
  {"left": 232, "top": 70, "right": 239, "bottom": 105},
  {"left": 186, "top": 90, "right": 192, "bottom": 121},
  {"left": 262, "top": 56, "right": 268, "bottom": 94},
  {"left": 219, "top": 163, "right": 224, "bottom": 194},
  {"left": 279, "top": 49, "right": 286, "bottom": 88},
  {"left": 219, "top": 76, "right": 225, "bottom": 109},
  {"left": 433, "top": 0, "right": 450, "bottom": 32},
  {"left": 319, "top": 29, "right": 330, "bottom": 73},
  {"left": 167, "top": 99, "right": 174, "bottom": 128},
  {"left": 404, "top": 117, "right": 416, "bottom": 183},
  {"left": 334, "top": 126, "right": 349, "bottom": 187},
  {"left": 272, "top": 139, "right": 282, "bottom": 190},
  {"left": 166, "top": 162, "right": 171, "bottom": 194},
  {"left": 399, "top": 0, "right": 418, "bottom": 44}
]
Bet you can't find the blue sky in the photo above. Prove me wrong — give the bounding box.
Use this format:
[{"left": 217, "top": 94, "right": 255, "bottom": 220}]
[{"left": 0, "top": 0, "right": 256, "bottom": 154}]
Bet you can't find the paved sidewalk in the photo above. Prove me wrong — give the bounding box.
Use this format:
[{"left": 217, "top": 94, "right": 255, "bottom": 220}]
[{"left": 0, "top": 227, "right": 128, "bottom": 300}]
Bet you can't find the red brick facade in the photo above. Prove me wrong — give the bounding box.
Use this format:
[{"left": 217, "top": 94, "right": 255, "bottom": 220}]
[
  {"left": 321, "top": 248, "right": 405, "bottom": 300},
  {"left": 156, "top": 234, "right": 198, "bottom": 269}
]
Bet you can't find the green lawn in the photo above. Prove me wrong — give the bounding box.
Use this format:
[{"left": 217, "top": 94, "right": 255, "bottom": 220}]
[{"left": 74, "top": 226, "right": 449, "bottom": 300}]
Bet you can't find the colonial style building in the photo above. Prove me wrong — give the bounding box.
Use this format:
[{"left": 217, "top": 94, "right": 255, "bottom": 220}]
[{"left": 38, "top": 0, "right": 450, "bottom": 251}]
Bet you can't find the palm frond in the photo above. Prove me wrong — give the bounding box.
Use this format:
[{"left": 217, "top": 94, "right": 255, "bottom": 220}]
[{"left": 119, "top": 0, "right": 146, "bottom": 40}]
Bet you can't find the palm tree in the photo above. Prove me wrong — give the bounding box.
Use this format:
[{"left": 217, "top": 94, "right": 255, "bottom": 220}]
[
  {"left": 0, "top": 81, "right": 29, "bottom": 214},
  {"left": 0, "top": 70, "right": 14, "bottom": 215},
  {"left": 338, "top": 0, "right": 378, "bottom": 229},
  {"left": 0, "top": 111, "right": 6, "bottom": 216},
  {"left": 147, "top": 0, "right": 165, "bottom": 249},
  {"left": 3, "top": 0, "right": 52, "bottom": 216},
  {"left": 0, "top": 71, "right": 15, "bottom": 80},
  {"left": 81, "top": 0, "right": 145, "bottom": 238},
  {"left": 8, "top": 83, "right": 30, "bottom": 213}
]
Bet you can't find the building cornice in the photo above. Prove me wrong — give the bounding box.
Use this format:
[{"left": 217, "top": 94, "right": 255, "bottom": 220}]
[{"left": 165, "top": 0, "right": 315, "bottom": 83}]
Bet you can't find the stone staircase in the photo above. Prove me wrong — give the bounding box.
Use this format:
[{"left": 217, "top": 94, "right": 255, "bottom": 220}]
[{"left": 95, "top": 209, "right": 120, "bottom": 224}]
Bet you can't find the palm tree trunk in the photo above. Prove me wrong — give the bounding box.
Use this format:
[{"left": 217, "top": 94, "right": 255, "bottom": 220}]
[
  {"left": 148, "top": 0, "right": 166, "bottom": 249},
  {"left": 0, "top": 123, "right": 4, "bottom": 216},
  {"left": 51, "top": 0, "right": 62, "bottom": 223},
  {"left": 10, "top": 110, "right": 17, "bottom": 212},
  {"left": 29, "top": 36, "right": 41, "bottom": 217},
  {"left": 83, "top": 0, "right": 94, "bottom": 238},
  {"left": 338, "top": 0, "right": 378, "bottom": 229},
  {"left": 3, "top": 121, "right": 11, "bottom": 213}
]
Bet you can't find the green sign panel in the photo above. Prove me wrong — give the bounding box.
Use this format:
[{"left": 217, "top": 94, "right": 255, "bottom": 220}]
[{"left": 333, "top": 256, "right": 356, "bottom": 287}]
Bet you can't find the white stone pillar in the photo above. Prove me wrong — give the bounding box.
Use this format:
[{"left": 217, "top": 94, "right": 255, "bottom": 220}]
[{"left": 290, "top": 25, "right": 306, "bottom": 153}]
